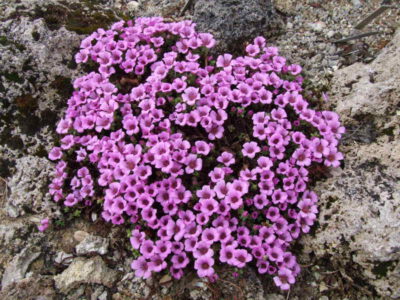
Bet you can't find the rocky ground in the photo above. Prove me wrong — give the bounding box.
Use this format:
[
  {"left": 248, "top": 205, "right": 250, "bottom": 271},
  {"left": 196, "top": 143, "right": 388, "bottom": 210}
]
[{"left": 0, "top": 0, "right": 399, "bottom": 299}]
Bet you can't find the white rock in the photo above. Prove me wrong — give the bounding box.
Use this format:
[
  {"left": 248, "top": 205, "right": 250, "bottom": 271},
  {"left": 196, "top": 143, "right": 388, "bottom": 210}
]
[
  {"left": 54, "top": 251, "right": 73, "bottom": 265},
  {"left": 54, "top": 256, "right": 119, "bottom": 292},
  {"left": 303, "top": 29, "right": 400, "bottom": 299},
  {"left": 127, "top": 1, "right": 140, "bottom": 12},
  {"left": 1, "top": 247, "right": 40, "bottom": 289},
  {"left": 76, "top": 234, "right": 109, "bottom": 256},
  {"left": 308, "top": 21, "right": 326, "bottom": 33}
]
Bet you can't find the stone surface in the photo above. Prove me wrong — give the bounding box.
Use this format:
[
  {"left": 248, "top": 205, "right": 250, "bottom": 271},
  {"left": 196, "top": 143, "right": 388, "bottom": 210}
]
[
  {"left": 193, "top": 0, "right": 283, "bottom": 53},
  {"left": 303, "top": 141, "right": 400, "bottom": 298},
  {"left": 54, "top": 251, "right": 73, "bottom": 266},
  {"left": 1, "top": 246, "right": 41, "bottom": 289},
  {"left": 273, "top": 0, "right": 297, "bottom": 14},
  {"left": 330, "top": 28, "right": 400, "bottom": 127},
  {"left": 54, "top": 256, "right": 119, "bottom": 292},
  {"left": 0, "top": 276, "right": 56, "bottom": 300},
  {"left": 76, "top": 234, "right": 109, "bottom": 256},
  {"left": 134, "top": 0, "right": 186, "bottom": 17},
  {"left": 6, "top": 155, "right": 55, "bottom": 218},
  {"left": 301, "top": 28, "right": 400, "bottom": 300},
  {"left": 73, "top": 230, "right": 89, "bottom": 242},
  {"left": 127, "top": 1, "right": 140, "bottom": 12}
]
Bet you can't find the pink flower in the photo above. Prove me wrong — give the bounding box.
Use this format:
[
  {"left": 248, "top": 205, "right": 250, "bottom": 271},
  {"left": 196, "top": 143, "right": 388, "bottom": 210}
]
[
  {"left": 49, "top": 147, "right": 63, "bottom": 161},
  {"left": 217, "top": 152, "right": 235, "bottom": 166},
  {"left": 273, "top": 268, "right": 295, "bottom": 290},
  {"left": 194, "top": 256, "right": 215, "bottom": 277},
  {"left": 242, "top": 142, "right": 261, "bottom": 159},
  {"left": 324, "top": 149, "right": 343, "bottom": 168},
  {"left": 38, "top": 218, "right": 50, "bottom": 232},
  {"left": 232, "top": 249, "right": 252, "bottom": 268},
  {"left": 182, "top": 87, "right": 200, "bottom": 105},
  {"left": 185, "top": 154, "right": 202, "bottom": 174},
  {"left": 131, "top": 257, "right": 153, "bottom": 279},
  {"left": 48, "top": 18, "right": 345, "bottom": 289},
  {"left": 216, "top": 54, "right": 232, "bottom": 68}
]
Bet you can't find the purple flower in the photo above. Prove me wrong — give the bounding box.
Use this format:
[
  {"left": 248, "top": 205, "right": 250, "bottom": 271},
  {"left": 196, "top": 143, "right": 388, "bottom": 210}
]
[
  {"left": 273, "top": 268, "right": 295, "bottom": 290},
  {"left": 225, "top": 191, "right": 243, "bottom": 210},
  {"left": 131, "top": 257, "right": 153, "bottom": 279},
  {"left": 38, "top": 218, "right": 50, "bottom": 232},
  {"left": 48, "top": 18, "right": 345, "bottom": 289},
  {"left": 242, "top": 142, "right": 261, "bottom": 159},
  {"left": 193, "top": 241, "right": 214, "bottom": 259},
  {"left": 49, "top": 147, "right": 63, "bottom": 161},
  {"left": 232, "top": 249, "right": 252, "bottom": 268},
  {"left": 216, "top": 54, "right": 232, "bottom": 68},
  {"left": 171, "top": 252, "right": 189, "bottom": 269},
  {"left": 194, "top": 256, "right": 215, "bottom": 277},
  {"left": 185, "top": 154, "right": 202, "bottom": 174},
  {"left": 182, "top": 87, "right": 200, "bottom": 105},
  {"left": 324, "top": 149, "right": 343, "bottom": 168},
  {"left": 217, "top": 152, "right": 235, "bottom": 166}
]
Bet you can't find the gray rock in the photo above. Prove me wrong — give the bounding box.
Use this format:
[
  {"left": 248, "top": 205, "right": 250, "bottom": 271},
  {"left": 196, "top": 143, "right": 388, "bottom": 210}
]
[
  {"left": 76, "top": 235, "right": 109, "bottom": 256},
  {"left": 73, "top": 230, "right": 90, "bottom": 242},
  {"left": 308, "top": 21, "right": 326, "bottom": 33},
  {"left": 6, "top": 155, "right": 55, "bottom": 218},
  {"left": 134, "top": 0, "right": 186, "bottom": 17},
  {"left": 0, "top": 275, "right": 56, "bottom": 300},
  {"left": 273, "top": 0, "right": 297, "bottom": 15},
  {"left": 193, "top": 0, "right": 283, "bottom": 53},
  {"left": 0, "top": 16, "right": 81, "bottom": 161},
  {"left": 54, "top": 256, "right": 119, "bottom": 292},
  {"left": 1, "top": 247, "right": 41, "bottom": 289},
  {"left": 264, "top": 294, "right": 286, "bottom": 300},
  {"left": 126, "top": 1, "right": 140, "bottom": 12},
  {"left": 330, "top": 28, "right": 400, "bottom": 127},
  {"left": 302, "top": 29, "right": 400, "bottom": 299},
  {"left": 91, "top": 286, "right": 107, "bottom": 300},
  {"left": 54, "top": 251, "right": 73, "bottom": 265}
]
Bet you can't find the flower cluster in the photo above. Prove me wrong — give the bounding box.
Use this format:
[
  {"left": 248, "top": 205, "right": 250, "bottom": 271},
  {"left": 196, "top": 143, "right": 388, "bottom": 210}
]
[{"left": 48, "top": 17, "right": 344, "bottom": 290}]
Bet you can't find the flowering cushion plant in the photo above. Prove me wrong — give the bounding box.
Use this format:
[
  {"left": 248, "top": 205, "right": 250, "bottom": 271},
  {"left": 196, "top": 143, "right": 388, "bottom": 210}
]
[{"left": 48, "top": 17, "right": 344, "bottom": 290}]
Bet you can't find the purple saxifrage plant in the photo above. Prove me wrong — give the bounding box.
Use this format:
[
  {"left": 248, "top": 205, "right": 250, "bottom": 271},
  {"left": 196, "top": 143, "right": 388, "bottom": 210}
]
[{"left": 47, "top": 17, "right": 344, "bottom": 290}]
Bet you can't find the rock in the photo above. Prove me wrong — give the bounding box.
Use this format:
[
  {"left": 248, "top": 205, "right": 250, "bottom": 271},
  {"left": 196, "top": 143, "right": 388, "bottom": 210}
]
[
  {"left": 273, "top": 0, "right": 297, "bottom": 15},
  {"left": 352, "top": 0, "right": 362, "bottom": 8},
  {"left": 5, "top": 156, "right": 55, "bottom": 218},
  {"left": 193, "top": 0, "right": 283, "bottom": 53},
  {"left": 0, "top": 276, "right": 56, "bottom": 300},
  {"left": 0, "top": 0, "right": 127, "bottom": 174},
  {"left": 264, "top": 294, "right": 285, "bottom": 300},
  {"left": 127, "top": 1, "right": 140, "bottom": 12},
  {"left": 189, "top": 279, "right": 212, "bottom": 300},
  {"left": 308, "top": 21, "right": 326, "bottom": 33},
  {"left": 73, "top": 230, "right": 89, "bottom": 242},
  {"left": 134, "top": 0, "right": 186, "bottom": 17},
  {"left": 1, "top": 246, "right": 41, "bottom": 289},
  {"left": 330, "top": 28, "right": 400, "bottom": 127},
  {"left": 54, "top": 251, "right": 73, "bottom": 265},
  {"left": 303, "top": 141, "right": 400, "bottom": 298},
  {"left": 76, "top": 234, "right": 109, "bottom": 256},
  {"left": 302, "top": 29, "right": 400, "bottom": 299},
  {"left": 91, "top": 287, "right": 108, "bottom": 300},
  {"left": 242, "top": 268, "right": 266, "bottom": 300},
  {"left": 54, "top": 256, "right": 119, "bottom": 292},
  {"left": 0, "top": 16, "right": 81, "bottom": 162},
  {"left": 326, "top": 30, "right": 335, "bottom": 38}
]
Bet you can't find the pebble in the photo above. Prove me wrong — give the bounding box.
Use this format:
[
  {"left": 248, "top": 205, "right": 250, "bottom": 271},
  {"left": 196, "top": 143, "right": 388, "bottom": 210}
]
[
  {"left": 326, "top": 30, "right": 335, "bottom": 38},
  {"left": 309, "top": 21, "right": 326, "bottom": 33},
  {"left": 127, "top": 1, "right": 140, "bottom": 12},
  {"left": 73, "top": 230, "right": 89, "bottom": 242},
  {"left": 76, "top": 234, "right": 109, "bottom": 256}
]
